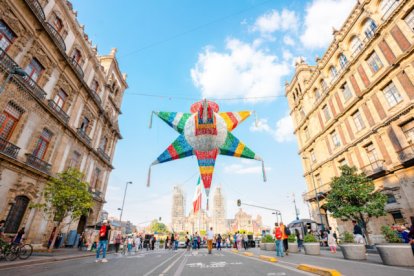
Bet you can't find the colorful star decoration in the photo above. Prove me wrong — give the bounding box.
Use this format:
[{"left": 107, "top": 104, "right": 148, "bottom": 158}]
[{"left": 148, "top": 100, "right": 266, "bottom": 208}]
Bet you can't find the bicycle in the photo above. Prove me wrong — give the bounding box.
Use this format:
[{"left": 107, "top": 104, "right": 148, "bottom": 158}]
[
  {"left": 13, "top": 241, "right": 33, "bottom": 260},
  {"left": 0, "top": 238, "right": 18, "bottom": 261}
]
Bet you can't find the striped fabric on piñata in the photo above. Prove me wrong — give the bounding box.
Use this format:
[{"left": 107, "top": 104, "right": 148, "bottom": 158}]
[{"left": 148, "top": 100, "right": 266, "bottom": 206}]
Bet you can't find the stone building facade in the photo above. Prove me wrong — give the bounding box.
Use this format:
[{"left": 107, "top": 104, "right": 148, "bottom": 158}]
[
  {"left": 0, "top": 0, "right": 126, "bottom": 247},
  {"left": 286, "top": 0, "right": 414, "bottom": 242}
]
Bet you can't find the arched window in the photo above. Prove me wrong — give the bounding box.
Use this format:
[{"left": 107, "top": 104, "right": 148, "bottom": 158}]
[
  {"left": 363, "top": 18, "right": 377, "bottom": 39},
  {"left": 321, "top": 79, "right": 328, "bottom": 91},
  {"left": 33, "top": 128, "right": 53, "bottom": 160},
  {"left": 380, "top": 0, "right": 400, "bottom": 19},
  {"left": 0, "top": 20, "right": 17, "bottom": 51},
  {"left": 99, "top": 136, "right": 107, "bottom": 151},
  {"left": 330, "top": 66, "right": 338, "bottom": 79},
  {"left": 350, "top": 36, "right": 363, "bottom": 56},
  {"left": 338, "top": 53, "right": 348, "bottom": 69},
  {"left": 0, "top": 102, "right": 24, "bottom": 140},
  {"left": 5, "top": 196, "right": 30, "bottom": 233},
  {"left": 71, "top": 48, "right": 82, "bottom": 64},
  {"left": 314, "top": 89, "right": 320, "bottom": 101},
  {"left": 52, "top": 15, "right": 63, "bottom": 33},
  {"left": 91, "top": 80, "right": 100, "bottom": 94}
]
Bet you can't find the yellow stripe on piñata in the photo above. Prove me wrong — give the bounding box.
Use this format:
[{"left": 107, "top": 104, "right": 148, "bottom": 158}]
[
  {"left": 220, "top": 113, "right": 233, "bottom": 131},
  {"left": 234, "top": 143, "right": 245, "bottom": 157},
  {"left": 238, "top": 111, "right": 251, "bottom": 121},
  {"left": 200, "top": 166, "right": 215, "bottom": 174}
]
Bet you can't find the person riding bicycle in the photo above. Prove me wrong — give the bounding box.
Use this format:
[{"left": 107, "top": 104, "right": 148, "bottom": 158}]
[
  {"left": 13, "top": 227, "right": 25, "bottom": 245},
  {"left": 0, "top": 220, "right": 5, "bottom": 240}
]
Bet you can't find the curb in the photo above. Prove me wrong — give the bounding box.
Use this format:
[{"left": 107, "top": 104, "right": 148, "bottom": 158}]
[
  {"left": 259, "top": 255, "right": 278, "bottom": 262},
  {"left": 0, "top": 253, "right": 95, "bottom": 270},
  {"left": 297, "top": 264, "right": 341, "bottom": 276},
  {"left": 231, "top": 249, "right": 239, "bottom": 253},
  {"left": 243, "top": 252, "right": 254, "bottom": 257}
]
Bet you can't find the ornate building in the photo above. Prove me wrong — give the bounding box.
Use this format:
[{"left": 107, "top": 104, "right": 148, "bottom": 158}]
[
  {"left": 171, "top": 186, "right": 186, "bottom": 232},
  {"left": 286, "top": 0, "right": 414, "bottom": 242},
  {"left": 0, "top": 0, "right": 127, "bottom": 247}
]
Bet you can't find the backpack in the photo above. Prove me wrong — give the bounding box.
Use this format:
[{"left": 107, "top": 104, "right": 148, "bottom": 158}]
[
  {"left": 285, "top": 227, "right": 291, "bottom": 236},
  {"left": 275, "top": 227, "right": 282, "bottom": 240}
]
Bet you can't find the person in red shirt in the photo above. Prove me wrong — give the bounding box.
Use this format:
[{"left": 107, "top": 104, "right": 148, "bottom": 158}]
[
  {"left": 96, "top": 220, "right": 111, "bottom": 263},
  {"left": 274, "top": 223, "right": 284, "bottom": 257}
]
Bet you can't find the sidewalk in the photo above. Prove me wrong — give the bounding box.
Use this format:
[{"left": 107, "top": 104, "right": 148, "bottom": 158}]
[{"left": 0, "top": 248, "right": 96, "bottom": 270}]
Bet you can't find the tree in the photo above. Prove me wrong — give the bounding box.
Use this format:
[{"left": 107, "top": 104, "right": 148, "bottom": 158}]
[
  {"left": 32, "top": 168, "right": 93, "bottom": 252},
  {"left": 149, "top": 220, "right": 167, "bottom": 234},
  {"left": 325, "top": 165, "right": 387, "bottom": 245}
]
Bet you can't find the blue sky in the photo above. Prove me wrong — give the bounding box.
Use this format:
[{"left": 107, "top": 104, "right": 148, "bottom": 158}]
[{"left": 71, "top": 0, "right": 356, "bottom": 229}]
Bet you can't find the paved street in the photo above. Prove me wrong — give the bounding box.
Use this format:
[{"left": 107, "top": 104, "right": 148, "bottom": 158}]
[{"left": 1, "top": 248, "right": 413, "bottom": 276}]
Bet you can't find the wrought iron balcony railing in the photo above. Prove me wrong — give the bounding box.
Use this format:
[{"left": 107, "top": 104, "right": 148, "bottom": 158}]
[
  {"left": 70, "top": 58, "right": 84, "bottom": 79},
  {"left": 25, "top": 153, "right": 51, "bottom": 174},
  {"left": 16, "top": 74, "right": 47, "bottom": 100},
  {"left": 0, "top": 137, "right": 20, "bottom": 159},
  {"left": 24, "top": 0, "right": 46, "bottom": 22},
  {"left": 91, "top": 89, "right": 102, "bottom": 105},
  {"left": 397, "top": 144, "right": 414, "bottom": 163},
  {"left": 302, "top": 182, "right": 331, "bottom": 202},
  {"left": 97, "top": 147, "right": 110, "bottom": 162},
  {"left": 48, "top": 100, "right": 69, "bottom": 123},
  {"left": 361, "top": 160, "right": 386, "bottom": 178},
  {"left": 45, "top": 22, "right": 66, "bottom": 53},
  {"left": 77, "top": 128, "right": 91, "bottom": 145},
  {"left": 88, "top": 187, "right": 103, "bottom": 200},
  {"left": 0, "top": 47, "right": 18, "bottom": 73}
]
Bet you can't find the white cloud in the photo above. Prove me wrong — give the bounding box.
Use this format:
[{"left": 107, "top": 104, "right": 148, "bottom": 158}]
[
  {"left": 300, "top": 0, "right": 356, "bottom": 49},
  {"left": 191, "top": 39, "right": 290, "bottom": 102},
  {"left": 250, "top": 115, "right": 295, "bottom": 143},
  {"left": 282, "top": 50, "right": 293, "bottom": 61},
  {"left": 223, "top": 163, "right": 271, "bottom": 175},
  {"left": 252, "top": 9, "right": 299, "bottom": 35},
  {"left": 283, "top": 35, "right": 295, "bottom": 46}
]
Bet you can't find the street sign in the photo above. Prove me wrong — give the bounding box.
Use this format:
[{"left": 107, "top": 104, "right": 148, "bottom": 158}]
[{"left": 237, "top": 199, "right": 241, "bottom": 207}]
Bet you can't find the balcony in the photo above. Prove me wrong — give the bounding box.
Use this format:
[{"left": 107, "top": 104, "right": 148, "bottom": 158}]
[
  {"left": 303, "top": 182, "right": 331, "bottom": 202},
  {"left": 0, "top": 47, "right": 18, "bottom": 73},
  {"left": 48, "top": 100, "right": 69, "bottom": 123},
  {"left": 88, "top": 187, "right": 103, "bottom": 201},
  {"left": 15, "top": 74, "right": 47, "bottom": 100},
  {"left": 25, "top": 153, "right": 51, "bottom": 174},
  {"left": 70, "top": 58, "right": 84, "bottom": 79},
  {"left": 77, "top": 128, "right": 91, "bottom": 145},
  {"left": 0, "top": 137, "right": 20, "bottom": 159},
  {"left": 45, "top": 22, "right": 66, "bottom": 53},
  {"left": 396, "top": 145, "right": 414, "bottom": 165},
  {"left": 90, "top": 89, "right": 102, "bottom": 105},
  {"left": 24, "top": 0, "right": 45, "bottom": 22},
  {"left": 361, "top": 160, "right": 386, "bottom": 179},
  {"left": 97, "top": 147, "right": 110, "bottom": 163}
]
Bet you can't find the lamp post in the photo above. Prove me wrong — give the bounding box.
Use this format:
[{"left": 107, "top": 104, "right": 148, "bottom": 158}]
[
  {"left": 119, "top": 181, "right": 132, "bottom": 230},
  {"left": 0, "top": 67, "right": 27, "bottom": 94},
  {"left": 292, "top": 193, "right": 299, "bottom": 220},
  {"left": 303, "top": 157, "right": 324, "bottom": 230}
]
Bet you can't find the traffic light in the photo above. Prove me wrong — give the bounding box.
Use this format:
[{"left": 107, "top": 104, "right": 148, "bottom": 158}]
[{"left": 237, "top": 199, "right": 241, "bottom": 207}]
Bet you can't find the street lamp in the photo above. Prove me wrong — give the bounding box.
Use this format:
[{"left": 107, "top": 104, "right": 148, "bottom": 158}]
[
  {"left": 303, "top": 156, "right": 324, "bottom": 230},
  {"left": 119, "top": 181, "right": 132, "bottom": 225},
  {"left": 0, "top": 67, "right": 27, "bottom": 94}
]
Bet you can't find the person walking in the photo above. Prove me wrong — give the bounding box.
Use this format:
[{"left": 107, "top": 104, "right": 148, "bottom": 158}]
[
  {"left": 174, "top": 233, "right": 179, "bottom": 250},
  {"left": 295, "top": 228, "right": 303, "bottom": 252},
  {"left": 114, "top": 233, "right": 121, "bottom": 254},
  {"left": 274, "top": 223, "right": 284, "bottom": 257},
  {"left": 328, "top": 231, "right": 337, "bottom": 253},
  {"left": 135, "top": 235, "right": 141, "bottom": 253},
  {"left": 280, "top": 222, "right": 289, "bottom": 255},
  {"left": 127, "top": 235, "right": 134, "bottom": 254},
  {"left": 165, "top": 236, "right": 170, "bottom": 249},
  {"left": 192, "top": 232, "right": 198, "bottom": 249},
  {"left": 233, "top": 232, "right": 238, "bottom": 249},
  {"left": 216, "top": 234, "right": 222, "bottom": 250},
  {"left": 207, "top": 227, "right": 214, "bottom": 254},
  {"left": 352, "top": 221, "right": 365, "bottom": 244},
  {"left": 170, "top": 233, "right": 175, "bottom": 250},
  {"left": 96, "top": 220, "right": 111, "bottom": 263}
]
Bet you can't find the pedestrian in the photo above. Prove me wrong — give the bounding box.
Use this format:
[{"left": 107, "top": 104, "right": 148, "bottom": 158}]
[
  {"left": 114, "top": 233, "right": 121, "bottom": 254},
  {"left": 174, "top": 233, "right": 179, "bottom": 250},
  {"left": 243, "top": 233, "right": 248, "bottom": 250},
  {"left": 216, "top": 234, "right": 222, "bottom": 250},
  {"left": 197, "top": 234, "right": 201, "bottom": 249},
  {"left": 170, "top": 233, "right": 175, "bottom": 250},
  {"left": 127, "top": 235, "right": 134, "bottom": 254},
  {"left": 13, "top": 227, "right": 25, "bottom": 245},
  {"left": 280, "top": 222, "right": 289, "bottom": 255},
  {"left": 328, "top": 231, "right": 337, "bottom": 253},
  {"left": 165, "top": 235, "right": 170, "bottom": 249},
  {"left": 192, "top": 232, "right": 198, "bottom": 249},
  {"left": 274, "top": 223, "right": 284, "bottom": 257},
  {"left": 152, "top": 235, "right": 156, "bottom": 250},
  {"left": 237, "top": 232, "right": 242, "bottom": 250},
  {"left": 233, "top": 232, "right": 238, "bottom": 249},
  {"left": 78, "top": 232, "right": 85, "bottom": 251},
  {"left": 96, "top": 220, "right": 111, "bottom": 263},
  {"left": 408, "top": 221, "right": 414, "bottom": 255},
  {"left": 0, "top": 220, "right": 5, "bottom": 240},
  {"left": 352, "top": 220, "right": 365, "bottom": 244},
  {"left": 295, "top": 228, "right": 303, "bottom": 252},
  {"left": 207, "top": 227, "right": 214, "bottom": 254}
]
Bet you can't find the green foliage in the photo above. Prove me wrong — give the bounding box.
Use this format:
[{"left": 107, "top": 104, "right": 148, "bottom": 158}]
[
  {"left": 342, "top": 231, "right": 355, "bottom": 244},
  {"left": 303, "top": 234, "right": 318, "bottom": 243},
  {"left": 200, "top": 230, "right": 206, "bottom": 236},
  {"left": 325, "top": 166, "right": 387, "bottom": 244},
  {"left": 149, "top": 220, "right": 167, "bottom": 234},
  {"left": 261, "top": 234, "right": 274, "bottom": 243},
  {"left": 32, "top": 168, "right": 93, "bottom": 224},
  {"left": 381, "top": 226, "right": 403, "bottom": 243},
  {"left": 288, "top": 234, "right": 296, "bottom": 243}
]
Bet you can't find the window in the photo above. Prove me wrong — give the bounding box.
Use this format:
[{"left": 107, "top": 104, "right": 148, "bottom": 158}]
[
  {"left": 4, "top": 196, "right": 29, "bottom": 233},
  {"left": 24, "top": 58, "right": 44, "bottom": 82},
  {"left": 350, "top": 36, "right": 363, "bottom": 56},
  {"left": 68, "top": 151, "right": 81, "bottom": 168},
  {"left": 338, "top": 54, "right": 348, "bottom": 69},
  {"left": 331, "top": 130, "right": 341, "bottom": 148},
  {"left": 53, "top": 89, "right": 68, "bottom": 109},
  {"left": 380, "top": 0, "right": 400, "bottom": 19},
  {"left": 352, "top": 110, "right": 365, "bottom": 131},
  {"left": 79, "top": 117, "right": 89, "bottom": 132},
  {"left": 0, "top": 102, "right": 24, "bottom": 140},
  {"left": 365, "top": 143, "right": 379, "bottom": 164},
  {"left": 386, "top": 194, "right": 397, "bottom": 204},
  {"left": 383, "top": 82, "right": 402, "bottom": 107},
  {"left": 0, "top": 20, "right": 16, "bottom": 51},
  {"left": 314, "top": 89, "right": 320, "bottom": 101},
  {"left": 330, "top": 66, "right": 338, "bottom": 80},
  {"left": 99, "top": 136, "right": 107, "bottom": 151},
  {"left": 310, "top": 150, "right": 316, "bottom": 163},
  {"left": 304, "top": 127, "right": 310, "bottom": 141},
  {"left": 405, "top": 9, "right": 414, "bottom": 31},
  {"left": 299, "top": 107, "right": 305, "bottom": 119},
  {"left": 367, "top": 52, "right": 383, "bottom": 73},
  {"left": 91, "top": 80, "right": 100, "bottom": 93},
  {"left": 90, "top": 167, "right": 101, "bottom": 189},
  {"left": 341, "top": 83, "right": 352, "bottom": 101},
  {"left": 71, "top": 48, "right": 82, "bottom": 64},
  {"left": 322, "top": 105, "right": 331, "bottom": 121},
  {"left": 363, "top": 19, "right": 377, "bottom": 39},
  {"left": 315, "top": 174, "right": 322, "bottom": 186},
  {"left": 390, "top": 211, "right": 404, "bottom": 224},
  {"left": 52, "top": 15, "right": 63, "bottom": 33},
  {"left": 33, "top": 128, "right": 52, "bottom": 159},
  {"left": 321, "top": 79, "right": 328, "bottom": 91},
  {"left": 401, "top": 119, "right": 414, "bottom": 142},
  {"left": 338, "top": 158, "right": 347, "bottom": 167}
]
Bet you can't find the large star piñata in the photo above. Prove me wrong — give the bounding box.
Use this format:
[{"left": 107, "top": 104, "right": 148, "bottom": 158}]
[{"left": 148, "top": 100, "right": 266, "bottom": 208}]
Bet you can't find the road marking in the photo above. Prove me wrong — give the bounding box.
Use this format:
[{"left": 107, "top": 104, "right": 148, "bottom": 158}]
[
  {"left": 143, "top": 251, "right": 185, "bottom": 276},
  {"left": 173, "top": 254, "right": 189, "bottom": 276},
  {"left": 297, "top": 264, "right": 341, "bottom": 276}
]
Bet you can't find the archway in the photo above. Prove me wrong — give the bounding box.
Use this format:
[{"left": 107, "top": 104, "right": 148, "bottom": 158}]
[
  {"left": 77, "top": 214, "right": 87, "bottom": 234},
  {"left": 5, "top": 195, "right": 30, "bottom": 233}
]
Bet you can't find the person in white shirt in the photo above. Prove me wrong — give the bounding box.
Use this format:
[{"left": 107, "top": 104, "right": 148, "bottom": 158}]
[
  {"left": 135, "top": 235, "right": 141, "bottom": 252},
  {"left": 207, "top": 227, "right": 214, "bottom": 254}
]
